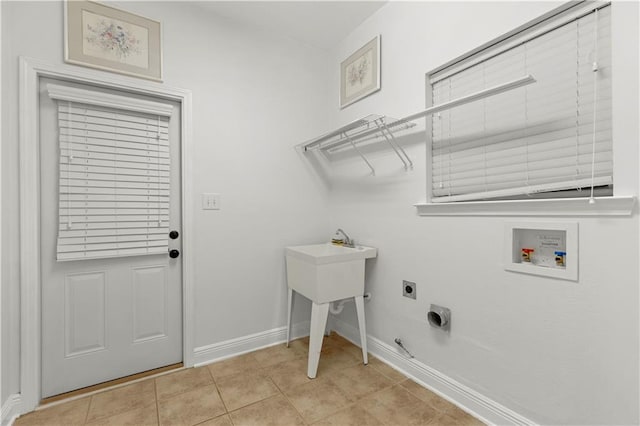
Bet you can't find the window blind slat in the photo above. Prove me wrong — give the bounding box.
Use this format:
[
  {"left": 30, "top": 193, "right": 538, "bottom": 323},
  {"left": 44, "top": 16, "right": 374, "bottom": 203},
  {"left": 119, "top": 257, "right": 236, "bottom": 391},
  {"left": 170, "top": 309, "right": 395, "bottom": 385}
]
[
  {"left": 62, "top": 200, "right": 169, "bottom": 209},
  {"left": 60, "top": 112, "right": 169, "bottom": 132},
  {"left": 433, "top": 122, "right": 612, "bottom": 154},
  {"left": 59, "top": 179, "right": 169, "bottom": 190},
  {"left": 62, "top": 164, "right": 170, "bottom": 177},
  {"left": 434, "top": 154, "right": 613, "bottom": 185},
  {"left": 59, "top": 122, "right": 169, "bottom": 141},
  {"left": 60, "top": 150, "right": 170, "bottom": 166},
  {"left": 433, "top": 167, "right": 612, "bottom": 197},
  {"left": 57, "top": 246, "right": 167, "bottom": 261},
  {"left": 434, "top": 143, "right": 612, "bottom": 177},
  {"left": 61, "top": 228, "right": 168, "bottom": 238},
  {"left": 62, "top": 171, "right": 170, "bottom": 183},
  {"left": 59, "top": 104, "right": 170, "bottom": 127},
  {"left": 61, "top": 194, "right": 168, "bottom": 202},
  {"left": 62, "top": 160, "right": 170, "bottom": 172},
  {"left": 61, "top": 187, "right": 170, "bottom": 196},
  {"left": 58, "top": 233, "right": 168, "bottom": 245},
  {"left": 432, "top": 164, "right": 614, "bottom": 190},
  {"left": 58, "top": 240, "right": 167, "bottom": 253},
  {"left": 61, "top": 129, "right": 168, "bottom": 145},
  {"left": 58, "top": 220, "right": 168, "bottom": 228},
  {"left": 61, "top": 136, "right": 169, "bottom": 154},
  {"left": 432, "top": 176, "right": 613, "bottom": 203}
]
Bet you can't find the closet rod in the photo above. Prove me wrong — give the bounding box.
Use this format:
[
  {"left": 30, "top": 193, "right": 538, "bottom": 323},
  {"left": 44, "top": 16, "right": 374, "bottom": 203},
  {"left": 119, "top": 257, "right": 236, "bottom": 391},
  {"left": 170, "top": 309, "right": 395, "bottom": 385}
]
[
  {"left": 403, "top": 74, "right": 535, "bottom": 121},
  {"left": 305, "top": 74, "right": 536, "bottom": 153}
]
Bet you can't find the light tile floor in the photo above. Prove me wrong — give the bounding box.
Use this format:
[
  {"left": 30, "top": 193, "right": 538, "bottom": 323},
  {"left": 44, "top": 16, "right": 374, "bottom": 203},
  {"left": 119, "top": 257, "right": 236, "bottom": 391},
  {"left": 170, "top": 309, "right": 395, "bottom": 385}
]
[{"left": 15, "top": 334, "right": 485, "bottom": 426}]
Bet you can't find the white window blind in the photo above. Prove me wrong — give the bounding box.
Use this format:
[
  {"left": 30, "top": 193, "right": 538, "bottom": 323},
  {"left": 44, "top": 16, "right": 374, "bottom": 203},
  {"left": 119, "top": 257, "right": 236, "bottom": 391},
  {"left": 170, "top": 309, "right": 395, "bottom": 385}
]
[
  {"left": 49, "top": 85, "right": 173, "bottom": 261},
  {"left": 429, "top": 5, "right": 612, "bottom": 203}
]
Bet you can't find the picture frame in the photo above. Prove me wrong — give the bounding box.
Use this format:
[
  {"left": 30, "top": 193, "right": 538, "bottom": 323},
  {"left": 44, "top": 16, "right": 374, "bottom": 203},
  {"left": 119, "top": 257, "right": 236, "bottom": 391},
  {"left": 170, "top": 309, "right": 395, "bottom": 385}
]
[
  {"left": 340, "top": 35, "right": 381, "bottom": 108},
  {"left": 64, "top": 0, "right": 163, "bottom": 81}
]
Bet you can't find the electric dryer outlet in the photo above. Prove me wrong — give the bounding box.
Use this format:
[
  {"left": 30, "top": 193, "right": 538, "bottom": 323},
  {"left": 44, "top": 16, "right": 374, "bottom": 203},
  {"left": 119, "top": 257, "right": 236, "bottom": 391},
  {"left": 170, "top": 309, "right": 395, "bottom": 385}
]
[{"left": 403, "top": 280, "right": 416, "bottom": 299}]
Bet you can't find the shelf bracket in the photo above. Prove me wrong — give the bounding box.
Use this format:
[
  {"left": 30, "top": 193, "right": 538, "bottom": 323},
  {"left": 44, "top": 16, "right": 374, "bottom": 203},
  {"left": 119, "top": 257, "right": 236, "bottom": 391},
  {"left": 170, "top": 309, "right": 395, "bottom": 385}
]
[
  {"left": 374, "top": 118, "right": 413, "bottom": 170},
  {"left": 344, "top": 130, "right": 376, "bottom": 176}
]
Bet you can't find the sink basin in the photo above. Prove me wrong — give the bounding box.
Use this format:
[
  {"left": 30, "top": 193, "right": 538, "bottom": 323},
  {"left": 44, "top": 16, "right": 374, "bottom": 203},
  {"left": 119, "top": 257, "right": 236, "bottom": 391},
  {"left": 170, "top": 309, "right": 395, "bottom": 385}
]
[
  {"left": 285, "top": 243, "right": 377, "bottom": 265},
  {"left": 285, "top": 243, "right": 377, "bottom": 303}
]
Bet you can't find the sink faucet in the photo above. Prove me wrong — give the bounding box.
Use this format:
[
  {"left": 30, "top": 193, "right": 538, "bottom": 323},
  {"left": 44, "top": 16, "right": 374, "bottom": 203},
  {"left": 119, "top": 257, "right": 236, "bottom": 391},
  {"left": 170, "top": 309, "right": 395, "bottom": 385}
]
[{"left": 336, "top": 228, "right": 355, "bottom": 248}]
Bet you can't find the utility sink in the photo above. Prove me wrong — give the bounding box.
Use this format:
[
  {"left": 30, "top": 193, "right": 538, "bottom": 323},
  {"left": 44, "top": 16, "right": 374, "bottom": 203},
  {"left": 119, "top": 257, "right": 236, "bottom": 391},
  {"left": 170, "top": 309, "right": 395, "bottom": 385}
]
[
  {"left": 285, "top": 243, "right": 377, "bottom": 303},
  {"left": 285, "top": 243, "right": 377, "bottom": 379}
]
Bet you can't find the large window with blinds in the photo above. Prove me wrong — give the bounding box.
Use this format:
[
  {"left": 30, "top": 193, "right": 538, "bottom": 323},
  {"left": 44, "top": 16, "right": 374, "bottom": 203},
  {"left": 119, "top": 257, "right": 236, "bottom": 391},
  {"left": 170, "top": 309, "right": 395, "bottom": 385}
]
[
  {"left": 428, "top": 3, "right": 612, "bottom": 203},
  {"left": 49, "top": 84, "right": 173, "bottom": 261}
]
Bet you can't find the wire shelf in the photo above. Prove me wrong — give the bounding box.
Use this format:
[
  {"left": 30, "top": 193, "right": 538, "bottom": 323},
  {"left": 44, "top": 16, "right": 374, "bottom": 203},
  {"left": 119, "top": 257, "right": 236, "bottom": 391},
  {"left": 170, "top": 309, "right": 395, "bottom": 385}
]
[
  {"left": 297, "top": 75, "right": 536, "bottom": 176},
  {"left": 301, "top": 114, "right": 416, "bottom": 152},
  {"left": 299, "top": 115, "right": 417, "bottom": 175}
]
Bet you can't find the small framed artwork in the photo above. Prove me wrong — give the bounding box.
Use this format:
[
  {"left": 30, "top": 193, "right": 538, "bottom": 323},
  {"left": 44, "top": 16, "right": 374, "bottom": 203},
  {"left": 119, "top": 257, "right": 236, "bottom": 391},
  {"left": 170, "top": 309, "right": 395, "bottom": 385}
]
[
  {"left": 65, "top": 0, "right": 162, "bottom": 81},
  {"left": 340, "top": 35, "right": 381, "bottom": 109}
]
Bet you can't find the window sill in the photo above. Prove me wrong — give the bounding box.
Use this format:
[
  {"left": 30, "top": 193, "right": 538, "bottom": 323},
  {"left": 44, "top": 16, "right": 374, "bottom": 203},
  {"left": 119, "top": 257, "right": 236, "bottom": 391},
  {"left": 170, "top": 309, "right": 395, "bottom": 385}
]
[{"left": 414, "top": 196, "right": 636, "bottom": 217}]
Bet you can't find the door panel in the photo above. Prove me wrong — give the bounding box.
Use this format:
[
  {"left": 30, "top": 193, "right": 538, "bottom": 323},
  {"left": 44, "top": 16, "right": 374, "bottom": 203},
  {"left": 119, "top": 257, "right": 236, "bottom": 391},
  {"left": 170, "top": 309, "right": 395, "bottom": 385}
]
[
  {"left": 40, "top": 77, "right": 183, "bottom": 398},
  {"left": 64, "top": 271, "right": 106, "bottom": 357},
  {"left": 132, "top": 265, "right": 168, "bottom": 343}
]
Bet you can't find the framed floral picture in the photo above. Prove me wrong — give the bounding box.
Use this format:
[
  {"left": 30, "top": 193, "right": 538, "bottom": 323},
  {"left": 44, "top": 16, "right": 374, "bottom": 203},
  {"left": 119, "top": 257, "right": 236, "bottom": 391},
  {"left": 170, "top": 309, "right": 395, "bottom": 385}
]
[
  {"left": 65, "top": 0, "right": 162, "bottom": 81},
  {"left": 340, "top": 36, "right": 381, "bottom": 108}
]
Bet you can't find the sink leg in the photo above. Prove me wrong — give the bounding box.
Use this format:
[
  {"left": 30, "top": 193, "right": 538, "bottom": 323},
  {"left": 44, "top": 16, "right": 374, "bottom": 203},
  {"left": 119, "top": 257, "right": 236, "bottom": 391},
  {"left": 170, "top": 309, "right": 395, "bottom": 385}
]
[
  {"left": 307, "top": 302, "right": 330, "bottom": 379},
  {"left": 286, "top": 288, "right": 294, "bottom": 347},
  {"left": 354, "top": 295, "right": 368, "bottom": 365}
]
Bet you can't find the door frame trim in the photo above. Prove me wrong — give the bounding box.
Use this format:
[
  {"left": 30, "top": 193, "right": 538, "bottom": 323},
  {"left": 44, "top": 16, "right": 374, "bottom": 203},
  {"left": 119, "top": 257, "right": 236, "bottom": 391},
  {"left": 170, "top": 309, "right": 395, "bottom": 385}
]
[{"left": 18, "top": 56, "right": 195, "bottom": 412}]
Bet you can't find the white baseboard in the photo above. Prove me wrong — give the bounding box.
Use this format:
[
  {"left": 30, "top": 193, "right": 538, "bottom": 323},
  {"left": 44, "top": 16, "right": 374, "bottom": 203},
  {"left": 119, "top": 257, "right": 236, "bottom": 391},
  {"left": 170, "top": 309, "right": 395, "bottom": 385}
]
[
  {"left": 192, "top": 321, "right": 310, "bottom": 367},
  {"left": 1, "top": 394, "right": 22, "bottom": 426},
  {"left": 332, "top": 318, "right": 536, "bottom": 426}
]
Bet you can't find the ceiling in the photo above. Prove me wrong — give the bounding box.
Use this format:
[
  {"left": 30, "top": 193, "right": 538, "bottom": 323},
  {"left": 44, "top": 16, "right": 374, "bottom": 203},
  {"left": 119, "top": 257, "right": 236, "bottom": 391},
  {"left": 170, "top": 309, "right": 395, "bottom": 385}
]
[{"left": 196, "top": 1, "right": 387, "bottom": 49}]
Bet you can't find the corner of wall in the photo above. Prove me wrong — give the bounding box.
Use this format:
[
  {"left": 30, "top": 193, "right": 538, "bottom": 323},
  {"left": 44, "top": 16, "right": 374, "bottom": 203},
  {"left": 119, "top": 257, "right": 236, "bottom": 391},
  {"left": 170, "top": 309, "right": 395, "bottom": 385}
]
[{"left": 192, "top": 321, "right": 310, "bottom": 368}]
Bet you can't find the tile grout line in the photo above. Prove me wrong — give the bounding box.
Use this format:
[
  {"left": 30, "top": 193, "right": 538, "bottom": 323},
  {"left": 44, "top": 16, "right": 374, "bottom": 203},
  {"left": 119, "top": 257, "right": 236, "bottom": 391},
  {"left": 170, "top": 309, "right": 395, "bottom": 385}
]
[
  {"left": 396, "top": 379, "right": 471, "bottom": 424},
  {"left": 154, "top": 377, "right": 160, "bottom": 426},
  {"left": 80, "top": 380, "right": 158, "bottom": 424},
  {"left": 324, "top": 372, "right": 380, "bottom": 422},
  {"left": 206, "top": 364, "right": 233, "bottom": 422},
  {"left": 276, "top": 342, "right": 319, "bottom": 425},
  {"left": 264, "top": 366, "right": 309, "bottom": 425},
  {"left": 83, "top": 394, "right": 93, "bottom": 425},
  {"left": 209, "top": 346, "right": 305, "bottom": 419},
  {"left": 272, "top": 379, "right": 311, "bottom": 425},
  {"left": 190, "top": 367, "right": 236, "bottom": 426},
  {"left": 226, "top": 374, "right": 281, "bottom": 414},
  {"left": 157, "top": 367, "right": 231, "bottom": 425},
  {"left": 248, "top": 342, "right": 313, "bottom": 424}
]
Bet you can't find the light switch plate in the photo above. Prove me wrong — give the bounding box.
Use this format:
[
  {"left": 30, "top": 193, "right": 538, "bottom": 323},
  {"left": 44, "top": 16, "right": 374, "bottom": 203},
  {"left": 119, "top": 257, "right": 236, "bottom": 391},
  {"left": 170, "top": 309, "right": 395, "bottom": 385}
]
[{"left": 202, "top": 193, "right": 221, "bottom": 210}]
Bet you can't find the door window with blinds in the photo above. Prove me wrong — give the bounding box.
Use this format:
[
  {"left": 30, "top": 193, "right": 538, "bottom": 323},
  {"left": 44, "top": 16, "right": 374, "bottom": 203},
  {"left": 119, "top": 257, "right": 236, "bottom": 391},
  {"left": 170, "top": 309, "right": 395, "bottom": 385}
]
[
  {"left": 48, "top": 84, "right": 173, "bottom": 261},
  {"left": 428, "top": 4, "right": 612, "bottom": 203}
]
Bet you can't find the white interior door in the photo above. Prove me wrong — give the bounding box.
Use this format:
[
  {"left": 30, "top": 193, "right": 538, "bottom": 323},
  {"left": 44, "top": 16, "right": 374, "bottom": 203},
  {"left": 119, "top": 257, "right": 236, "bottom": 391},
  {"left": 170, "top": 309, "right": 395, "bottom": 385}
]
[{"left": 39, "top": 77, "right": 183, "bottom": 398}]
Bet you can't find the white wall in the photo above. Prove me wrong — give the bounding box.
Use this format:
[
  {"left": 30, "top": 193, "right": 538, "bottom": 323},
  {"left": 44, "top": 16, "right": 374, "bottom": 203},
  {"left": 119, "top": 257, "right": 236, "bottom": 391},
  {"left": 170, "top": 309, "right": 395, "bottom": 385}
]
[
  {"left": 1, "top": 0, "right": 331, "bottom": 405},
  {"left": 322, "top": 2, "right": 639, "bottom": 425},
  {"left": 1, "top": 0, "right": 19, "bottom": 408}
]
